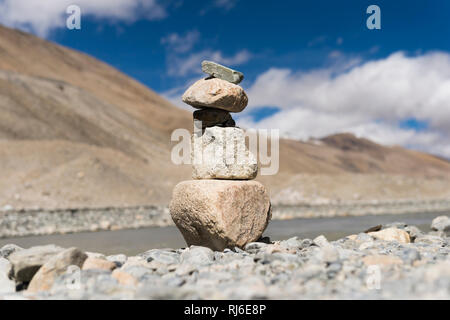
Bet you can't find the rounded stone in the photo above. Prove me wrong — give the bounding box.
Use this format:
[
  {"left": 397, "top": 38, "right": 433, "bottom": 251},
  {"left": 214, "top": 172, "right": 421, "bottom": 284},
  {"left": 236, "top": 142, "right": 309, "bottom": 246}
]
[
  {"left": 169, "top": 180, "right": 272, "bottom": 251},
  {"left": 182, "top": 78, "right": 248, "bottom": 112},
  {"left": 431, "top": 216, "right": 450, "bottom": 233},
  {"left": 369, "top": 228, "right": 411, "bottom": 243}
]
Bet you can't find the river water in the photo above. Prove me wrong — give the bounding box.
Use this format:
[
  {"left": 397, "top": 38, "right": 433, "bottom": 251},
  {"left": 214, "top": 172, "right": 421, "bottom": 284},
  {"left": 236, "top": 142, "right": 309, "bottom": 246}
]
[{"left": 0, "top": 212, "right": 445, "bottom": 256}]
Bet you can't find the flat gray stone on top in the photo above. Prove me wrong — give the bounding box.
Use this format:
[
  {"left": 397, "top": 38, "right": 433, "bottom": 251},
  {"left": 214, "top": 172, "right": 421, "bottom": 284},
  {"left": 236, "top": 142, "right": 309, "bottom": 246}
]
[{"left": 202, "top": 60, "right": 244, "bottom": 84}]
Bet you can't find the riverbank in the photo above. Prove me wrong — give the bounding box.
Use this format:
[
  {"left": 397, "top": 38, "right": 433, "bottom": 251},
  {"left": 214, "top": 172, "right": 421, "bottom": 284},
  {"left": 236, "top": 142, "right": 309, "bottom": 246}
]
[
  {"left": 1, "top": 199, "right": 449, "bottom": 238},
  {"left": 0, "top": 216, "right": 448, "bottom": 299},
  {"left": 0, "top": 211, "right": 445, "bottom": 256}
]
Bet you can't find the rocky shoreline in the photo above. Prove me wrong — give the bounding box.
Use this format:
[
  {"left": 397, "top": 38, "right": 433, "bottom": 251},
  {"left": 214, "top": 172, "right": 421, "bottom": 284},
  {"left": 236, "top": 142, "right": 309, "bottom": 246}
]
[
  {"left": 0, "top": 216, "right": 448, "bottom": 299},
  {"left": 1, "top": 199, "right": 450, "bottom": 239}
]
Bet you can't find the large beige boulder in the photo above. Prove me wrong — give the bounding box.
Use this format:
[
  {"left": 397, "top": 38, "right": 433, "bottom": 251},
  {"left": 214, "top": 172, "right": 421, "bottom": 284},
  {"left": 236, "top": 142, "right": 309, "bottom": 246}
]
[
  {"left": 192, "top": 127, "right": 258, "bottom": 180},
  {"left": 169, "top": 180, "right": 271, "bottom": 251},
  {"left": 27, "top": 248, "right": 87, "bottom": 293},
  {"left": 182, "top": 78, "right": 248, "bottom": 112}
]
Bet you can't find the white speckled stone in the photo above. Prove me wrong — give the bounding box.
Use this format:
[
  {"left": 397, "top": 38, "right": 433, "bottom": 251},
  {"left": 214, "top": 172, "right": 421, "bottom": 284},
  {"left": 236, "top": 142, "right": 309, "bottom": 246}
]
[{"left": 191, "top": 127, "right": 257, "bottom": 180}]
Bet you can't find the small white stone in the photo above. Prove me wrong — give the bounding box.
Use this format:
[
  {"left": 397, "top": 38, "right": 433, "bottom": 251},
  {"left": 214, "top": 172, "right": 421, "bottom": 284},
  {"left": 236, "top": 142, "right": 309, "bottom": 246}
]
[
  {"left": 369, "top": 228, "right": 411, "bottom": 243},
  {"left": 313, "top": 235, "right": 329, "bottom": 248}
]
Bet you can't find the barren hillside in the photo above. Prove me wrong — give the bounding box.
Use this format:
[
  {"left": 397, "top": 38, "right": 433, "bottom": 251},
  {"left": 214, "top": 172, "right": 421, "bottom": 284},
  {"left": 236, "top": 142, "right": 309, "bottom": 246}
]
[{"left": 0, "top": 25, "right": 449, "bottom": 209}]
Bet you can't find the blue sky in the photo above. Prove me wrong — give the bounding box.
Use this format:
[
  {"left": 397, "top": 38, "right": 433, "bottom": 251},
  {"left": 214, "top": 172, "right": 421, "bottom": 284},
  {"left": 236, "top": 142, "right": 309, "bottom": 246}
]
[
  {"left": 1, "top": 0, "right": 450, "bottom": 157},
  {"left": 51, "top": 0, "right": 449, "bottom": 92}
]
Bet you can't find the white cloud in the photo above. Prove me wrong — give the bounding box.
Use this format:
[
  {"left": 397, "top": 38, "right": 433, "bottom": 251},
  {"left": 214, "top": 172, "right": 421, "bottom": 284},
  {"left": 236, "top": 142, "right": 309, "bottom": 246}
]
[
  {"left": 161, "top": 30, "right": 200, "bottom": 53},
  {"left": 214, "top": 0, "right": 239, "bottom": 11},
  {"left": 0, "top": 0, "right": 167, "bottom": 37},
  {"left": 161, "top": 77, "right": 199, "bottom": 111},
  {"left": 307, "top": 35, "right": 327, "bottom": 47},
  {"left": 239, "top": 51, "right": 450, "bottom": 158},
  {"left": 167, "top": 49, "right": 251, "bottom": 77}
]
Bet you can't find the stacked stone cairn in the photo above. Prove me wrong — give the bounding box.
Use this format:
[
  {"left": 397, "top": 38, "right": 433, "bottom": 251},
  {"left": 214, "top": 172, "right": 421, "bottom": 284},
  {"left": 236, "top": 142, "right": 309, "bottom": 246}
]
[{"left": 169, "top": 61, "right": 272, "bottom": 251}]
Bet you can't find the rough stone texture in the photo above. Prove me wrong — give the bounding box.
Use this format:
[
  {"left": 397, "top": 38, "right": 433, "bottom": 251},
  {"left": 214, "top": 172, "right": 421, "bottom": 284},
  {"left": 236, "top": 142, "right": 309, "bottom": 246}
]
[
  {"left": 0, "top": 257, "right": 15, "bottom": 294},
  {"left": 192, "top": 127, "right": 258, "bottom": 180},
  {"left": 0, "top": 217, "right": 449, "bottom": 300},
  {"left": 82, "top": 257, "right": 116, "bottom": 271},
  {"left": 86, "top": 252, "right": 106, "bottom": 259},
  {"left": 112, "top": 269, "right": 138, "bottom": 286},
  {"left": 362, "top": 254, "right": 403, "bottom": 266},
  {"left": 431, "top": 215, "right": 450, "bottom": 234},
  {"left": 8, "top": 245, "right": 63, "bottom": 282},
  {"left": 193, "top": 108, "right": 235, "bottom": 129},
  {"left": 201, "top": 60, "right": 244, "bottom": 84},
  {"left": 182, "top": 78, "right": 248, "bottom": 112},
  {"left": 27, "top": 248, "right": 87, "bottom": 293},
  {"left": 180, "top": 246, "right": 215, "bottom": 266},
  {"left": 369, "top": 227, "right": 411, "bottom": 243},
  {"left": 0, "top": 244, "right": 23, "bottom": 259},
  {"left": 106, "top": 254, "right": 127, "bottom": 268},
  {"left": 169, "top": 180, "right": 271, "bottom": 251},
  {"left": 313, "top": 235, "right": 329, "bottom": 248}
]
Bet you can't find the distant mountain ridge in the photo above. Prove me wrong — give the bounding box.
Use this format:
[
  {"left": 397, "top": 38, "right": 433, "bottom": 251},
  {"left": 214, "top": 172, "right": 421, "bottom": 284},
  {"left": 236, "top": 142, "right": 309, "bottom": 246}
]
[{"left": 0, "top": 24, "right": 449, "bottom": 209}]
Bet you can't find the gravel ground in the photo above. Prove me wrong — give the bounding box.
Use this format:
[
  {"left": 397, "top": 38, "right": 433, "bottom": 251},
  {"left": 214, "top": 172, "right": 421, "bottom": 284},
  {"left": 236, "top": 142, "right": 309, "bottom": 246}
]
[
  {"left": 0, "top": 217, "right": 448, "bottom": 300},
  {"left": 1, "top": 199, "right": 450, "bottom": 238}
]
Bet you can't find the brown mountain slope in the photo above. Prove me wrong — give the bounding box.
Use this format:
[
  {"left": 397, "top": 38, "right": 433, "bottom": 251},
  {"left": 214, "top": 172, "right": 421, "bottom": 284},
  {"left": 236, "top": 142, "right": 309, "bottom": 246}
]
[
  {"left": 0, "top": 25, "right": 449, "bottom": 209},
  {"left": 0, "top": 25, "right": 191, "bottom": 138},
  {"left": 276, "top": 133, "right": 450, "bottom": 177}
]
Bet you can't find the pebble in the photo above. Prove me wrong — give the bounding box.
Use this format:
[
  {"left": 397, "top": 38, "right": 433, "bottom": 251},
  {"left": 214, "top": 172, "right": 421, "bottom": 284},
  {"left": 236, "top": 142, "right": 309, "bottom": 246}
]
[
  {"left": 245, "top": 242, "right": 268, "bottom": 253},
  {"left": 362, "top": 254, "right": 403, "bottom": 266},
  {"left": 313, "top": 235, "right": 329, "bottom": 247},
  {"left": 431, "top": 216, "right": 450, "bottom": 234},
  {"left": 0, "top": 219, "right": 448, "bottom": 299},
  {"left": 106, "top": 254, "right": 127, "bottom": 268},
  {"left": 280, "top": 237, "right": 302, "bottom": 250},
  {"left": 0, "top": 244, "right": 23, "bottom": 259},
  {"left": 27, "top": 248, "right": 87, "bottom": 293},
  {"left": 139, "top": 249, "right": 180, "bottom": 265},
  {"left": 82, "top": 257, "right": 117, "bottom": 271},
  {"left": 111, "top": 269, "right": 138, "bottom": 287},
  {"left": 181, "top": 246, "right": 214, "bottom": 266},
  {"left": 369, "top": 227, "right": 411, "bottom": 243},
  {"left": 403, "top": 225, "right": 424, "bottom": 239},
  {"left": 356, "top": 233, "right": 373, "bottom": 242},
  {"left": 8, "top": 245, "right": 64, "bottom": 283},
  {"left": 317, "top": 245, "right": 340, "bottom": 264}
]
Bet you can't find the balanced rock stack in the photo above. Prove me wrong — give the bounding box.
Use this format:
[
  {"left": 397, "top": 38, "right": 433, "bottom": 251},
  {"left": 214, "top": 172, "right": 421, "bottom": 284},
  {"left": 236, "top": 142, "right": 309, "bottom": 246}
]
[{"left": 169, "top": 61, "right": 271, "bottom": 251}]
